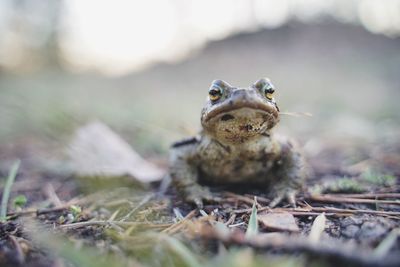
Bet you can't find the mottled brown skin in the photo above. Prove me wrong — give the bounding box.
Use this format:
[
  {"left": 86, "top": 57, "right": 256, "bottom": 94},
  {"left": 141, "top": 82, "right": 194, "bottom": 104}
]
[{"left": 170, "top": 78, "right": 306, "bottom": 207}]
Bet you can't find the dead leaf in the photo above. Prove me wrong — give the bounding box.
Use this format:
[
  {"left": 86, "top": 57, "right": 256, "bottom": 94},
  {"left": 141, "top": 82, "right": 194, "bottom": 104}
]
[
  {"left": 258, "top": 211, "right": 300, "bottom": 232},
  {"left": 67, "top": 121, "right": 165, "bottom": 182}
]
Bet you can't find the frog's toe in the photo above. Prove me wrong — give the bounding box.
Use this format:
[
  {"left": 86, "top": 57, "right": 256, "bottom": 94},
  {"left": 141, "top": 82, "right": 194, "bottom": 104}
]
[
  {"left": 269, "top": 194, "right": 283, "bottom": 208},
  {"left": 185, "top": 192, "right": 205, "bottom": 208},
  {"left": 204, "top": 194, "right": 222, "bottom": 204},
  {"left": 286, "top": 190, "right": 296, "bottom": 208},
  {"left": 269, "top": 189, "right": 297, "bottom": 208},
  {"left": 193, "top": 197, "right": 204, "bottom": 209},
  {"left": 184, "top": 186, "right": 216, "bottom": 208}
]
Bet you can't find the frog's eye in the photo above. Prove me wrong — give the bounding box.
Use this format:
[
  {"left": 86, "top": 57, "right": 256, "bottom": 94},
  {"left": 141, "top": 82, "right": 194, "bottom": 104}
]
[
  {"left": 263, "top": 85, "right": 275, "bottom": 100},
  {"left": 253, "top": 78, "right": 275, "bottom": 100},
  {"left": 209, "top": 85, "right": 223, "bottom": 101}
]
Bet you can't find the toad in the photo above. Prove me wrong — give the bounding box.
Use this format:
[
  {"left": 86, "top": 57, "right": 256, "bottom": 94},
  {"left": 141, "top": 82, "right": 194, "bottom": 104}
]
[{"left": 170, "top": 78, "right": 307, "bottom": 207}]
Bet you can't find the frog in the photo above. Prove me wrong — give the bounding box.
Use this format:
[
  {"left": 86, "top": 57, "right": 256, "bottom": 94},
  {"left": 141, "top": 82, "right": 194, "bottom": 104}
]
[{"left": 169, "top": 78, "right": 307, "bottom": 208}]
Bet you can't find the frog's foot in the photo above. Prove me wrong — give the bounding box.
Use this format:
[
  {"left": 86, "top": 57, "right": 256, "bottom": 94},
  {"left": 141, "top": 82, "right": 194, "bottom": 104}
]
[
  {"left": 269, "top": 188, "right": 297, "bottom": 208},
  {"left": 183, "top": 185, "right": 221, "bottom": 208}
]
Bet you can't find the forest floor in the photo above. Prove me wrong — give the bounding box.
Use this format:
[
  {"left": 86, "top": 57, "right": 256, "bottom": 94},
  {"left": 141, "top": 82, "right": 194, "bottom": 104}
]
[{"left": 0, "top": 130, "right": 399, "bottom": 267}]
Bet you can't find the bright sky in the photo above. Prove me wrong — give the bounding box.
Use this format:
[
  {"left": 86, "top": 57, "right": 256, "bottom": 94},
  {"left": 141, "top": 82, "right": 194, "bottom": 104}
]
[{"left": 60, "top": 0, "right": 257, "bottom": 75}]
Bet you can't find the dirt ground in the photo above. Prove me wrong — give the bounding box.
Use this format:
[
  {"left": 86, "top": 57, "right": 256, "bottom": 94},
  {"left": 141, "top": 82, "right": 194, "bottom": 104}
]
[{"left": 0, "top": 129, "right": 399, "bottom": 267}]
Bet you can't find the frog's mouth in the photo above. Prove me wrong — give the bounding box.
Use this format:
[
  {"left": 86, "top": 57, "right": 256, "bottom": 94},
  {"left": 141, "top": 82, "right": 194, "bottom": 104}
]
[
  {"left": 203, "top": 101, "right": 279, "bottom": 123},
  {"left": 202, "top": 105, "right": 279, "bottom": 144}
]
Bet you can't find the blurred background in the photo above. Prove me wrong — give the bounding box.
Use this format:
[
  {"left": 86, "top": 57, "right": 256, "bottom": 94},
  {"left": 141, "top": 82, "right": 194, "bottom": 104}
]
[{"left": 0, "top": 0, "right": 400, "bottom": 158}]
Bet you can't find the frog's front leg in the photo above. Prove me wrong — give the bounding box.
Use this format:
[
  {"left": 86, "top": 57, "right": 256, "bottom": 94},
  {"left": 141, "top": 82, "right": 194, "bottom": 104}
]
[
  {"left": 169, "top": 138, "right": 214, "bottom": 208},
  {"left": 268, "top": 138, "right": 307, "bottom": 207}
]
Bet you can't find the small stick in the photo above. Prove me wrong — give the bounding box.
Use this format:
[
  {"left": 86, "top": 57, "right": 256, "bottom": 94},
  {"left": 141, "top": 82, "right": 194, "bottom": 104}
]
[
  {"left": 43, "top": 183, "right": 63, "bottom": 207},
  {"left": 233, "top": 206, "right": 270, "bottom": 214},
  {"left": 224, "top": 192, "right": 263, "bottom": 208},
  {"left": 7, "top": 199, "right": 83, "bottom": 217},
  {"left": 323, "top": 193, "right": 400, "bottom": 199},
  {"left": 309, "top": 195, "right": 400, "bottom": 205},
  {"left": 228, "top": 222, "right": 245, "bottom": 228},
  {"left": 309, "top": 207, "right": 400, "bottom": 217},
  {"left": 244, "top": 194, "right": 270, "bottom": 205},
  {"left": 59, "top": 220, "right": 172, "bottom": 229},
  {"left": 224, "top": 214, "right": 237, "bottom": 226},
  {"left": 232, "top": 206, "right": 400, "bottom": 218}
]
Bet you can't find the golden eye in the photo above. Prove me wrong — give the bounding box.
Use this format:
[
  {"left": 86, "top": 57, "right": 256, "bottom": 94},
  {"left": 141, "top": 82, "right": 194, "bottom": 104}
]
[
  {"left": 209, "top": 86, "right": 223, "bottom": 101},
  {"left": 264, "top": 86, "right": 275, "bottom": 100}
]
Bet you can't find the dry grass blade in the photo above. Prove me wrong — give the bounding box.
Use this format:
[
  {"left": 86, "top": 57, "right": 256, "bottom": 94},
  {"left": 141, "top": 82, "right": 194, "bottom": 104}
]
[
  {"left": 1, "top": 160, "right": 21, "bottom": 221},
  {"left": 162, "top": 235, "right": 201, "bottom": 267},
  {"left": 108, "top": 209, "right": 121, "bottom": 221},
  {"left": 245, "top": 198, "right": 259, "bottom": 239},
  {"left": 309, "top": 212, "right": 326, "bottom": 244},
  {"left": 373, "top": 228, "right": 400, "bottom": 257}
]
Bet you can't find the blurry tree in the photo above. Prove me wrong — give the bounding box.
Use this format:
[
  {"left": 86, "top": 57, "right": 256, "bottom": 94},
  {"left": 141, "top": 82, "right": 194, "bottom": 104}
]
[{"left": 0, "top": 0, "right": 64, "bottom": 72}]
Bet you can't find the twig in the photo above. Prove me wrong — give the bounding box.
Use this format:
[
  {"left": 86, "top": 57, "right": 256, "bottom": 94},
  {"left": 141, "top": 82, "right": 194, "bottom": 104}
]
[
  {"left": 309, "top": 195, "right": 400, "bottom": 205},
  {"left": 232, "top": 206, "right": 400, "bottom": 218},
  {"left": 228, "top": 222, "right": 245, "bottom": 228},
  {"left": 43, "top": 183, "right": 63, "bottom": 207},
  {"left": 323, "top": 193, "right": 400, "bottom": 199},
  {"left": 224, "top": 214, "right": 237, "bottom": 226},
  {"left": 309, "top": 207, "right": 400, "bottom": 218},
  {"left": 244, "top": 194, "right": 270, "bottom": 205},
  {"left": 6, "top": 199, "right": 83, "bottom": 217},
  {"left": 287, "top": 212, "right": 336, "bottom": 216},
  {"left": 59, "top": 220, "right": 172, "bottom": 229},
  {"left": 224, "top": 192, "right": 263, "bottom": 208},
  {"left": 232, "top": 206, "right": 270, "bottom": 214}
]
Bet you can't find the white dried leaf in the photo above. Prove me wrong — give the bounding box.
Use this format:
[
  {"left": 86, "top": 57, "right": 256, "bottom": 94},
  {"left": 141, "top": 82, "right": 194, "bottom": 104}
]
[{"left": 68, "top": 121, "right": 165, "bottom": 182}]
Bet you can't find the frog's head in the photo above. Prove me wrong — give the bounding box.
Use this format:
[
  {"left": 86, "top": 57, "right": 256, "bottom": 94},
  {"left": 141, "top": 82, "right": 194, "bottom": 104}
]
[{"left": 201, "top": 78, "right": 280, "bottom": 144}]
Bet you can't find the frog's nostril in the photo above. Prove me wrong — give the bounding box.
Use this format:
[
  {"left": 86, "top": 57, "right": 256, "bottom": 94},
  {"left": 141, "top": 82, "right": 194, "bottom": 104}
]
[{"left": 221, "top": 114, "right": 235, "bottom": 121}]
